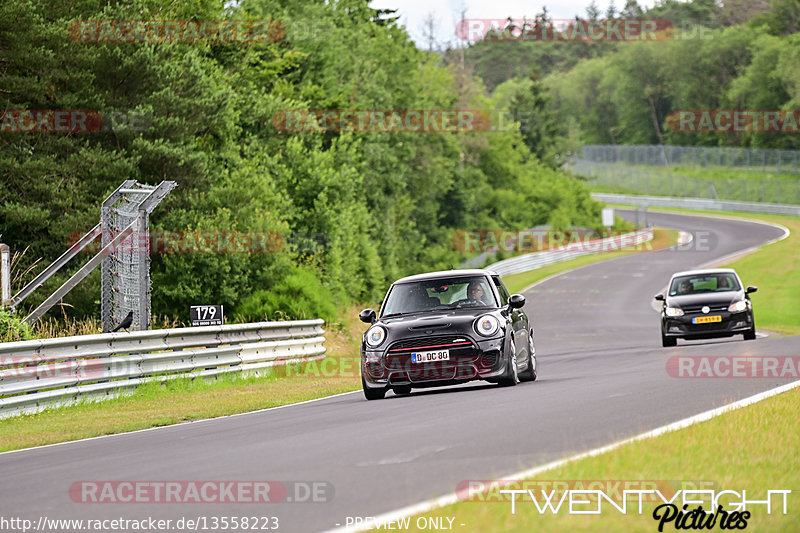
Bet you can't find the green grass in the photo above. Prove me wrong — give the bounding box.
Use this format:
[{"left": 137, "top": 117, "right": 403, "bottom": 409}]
[
  {"left": 631, "top": 165, "right": 800, "bottom": 183},
  {"left": 0, "top": 305, "right": 366, "bottom": 452},
  {"left": 409, "top": 386, "right": 800, "bottom": 532},
  {"left": 579, "top": 164, "right": 800, "bottom": 204}
]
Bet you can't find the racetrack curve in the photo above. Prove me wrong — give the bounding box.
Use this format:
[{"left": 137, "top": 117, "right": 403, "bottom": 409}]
[{"left": 1, "top": 210, "right": 798, "bottom": 533}]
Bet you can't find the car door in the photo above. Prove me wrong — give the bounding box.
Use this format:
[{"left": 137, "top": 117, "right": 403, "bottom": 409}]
[{"left": 492, "top": 275, "right": 527, "bottom": 357}]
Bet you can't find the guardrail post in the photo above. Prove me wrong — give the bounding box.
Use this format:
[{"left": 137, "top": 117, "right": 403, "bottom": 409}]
[{"left": 1, "top": 244, "right": 10, "bottom": 308}]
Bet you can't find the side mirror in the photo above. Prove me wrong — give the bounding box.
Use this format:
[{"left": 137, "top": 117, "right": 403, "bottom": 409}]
[
  {"left": 359, "top": 308, "right": 377, "bottom": 324},
  {"left": 746, "top": 286, "right": 758, "bottom": 294},
  {"left": 654, "top": 294, "right": 665, "bottom": 301},
  {"left": 508, "top": 294, "right": 526, "bottom": 310}
]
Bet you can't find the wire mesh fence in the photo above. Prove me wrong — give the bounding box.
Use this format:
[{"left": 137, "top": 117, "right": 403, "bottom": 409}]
[
  {"left": 581, "top": 145, "right": 800, "bottom": 175},
  {"left": 571, "top": 160, "right": 800, "bottom": 205}
]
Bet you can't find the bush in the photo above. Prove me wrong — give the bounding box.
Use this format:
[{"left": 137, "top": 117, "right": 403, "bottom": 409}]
[
  {"left": 234, "top": 267, "right": 338, "bottom": 324},
  {"left": 0, "top": 309, "right": 35, "bottom": 342}
]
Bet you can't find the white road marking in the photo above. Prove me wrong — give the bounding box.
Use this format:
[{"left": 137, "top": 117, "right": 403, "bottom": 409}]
[
  {"left": 324, "top": 378, "right": 800, "bottom": 533},
  {"left": 0, "top": 390, "right": 361, "bottom": 456}
]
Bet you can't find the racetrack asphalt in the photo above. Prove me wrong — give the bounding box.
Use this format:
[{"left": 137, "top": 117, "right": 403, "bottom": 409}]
[{"left": 1, "top": 210, "right": 798, "bottom": 532}]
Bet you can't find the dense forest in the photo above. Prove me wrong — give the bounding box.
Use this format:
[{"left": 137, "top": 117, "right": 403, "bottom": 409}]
[
  {"left": 459, "top": 0, "right": 800, "bottom": 151},
  {"left": 4, "top": 0, "right": 797, "bottom": 326},
  {"left": 0, "top": 0, "right": 601, "bottom": 324}
]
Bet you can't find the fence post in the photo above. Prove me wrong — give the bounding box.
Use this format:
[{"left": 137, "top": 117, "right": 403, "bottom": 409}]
[{"left": 1, "top": 244, "right": 10, "bottom": 308}]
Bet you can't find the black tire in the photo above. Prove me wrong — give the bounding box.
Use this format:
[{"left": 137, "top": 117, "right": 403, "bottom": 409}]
[
  {"left": 362, "top": 378, "right": 386, "bottom": 400},
  {"left": 392, "top": 385, "right": 412, "bottom": 395},
  {"left": 519, "top": 331, "right": 537, "bottom": 382},
  {"left": 498, "top": 339, "right": 519, "bottom": 387},
  {"left": 743, "top": 327, "right": 756, "bottom": 341},
  {"left": 662, "top": 334, "right": 677, "bottom": 347}
]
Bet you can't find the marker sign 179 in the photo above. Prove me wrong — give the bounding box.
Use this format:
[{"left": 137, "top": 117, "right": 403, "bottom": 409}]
[{"left": 190, "top": 305, "right": 223, "bottom": 326}]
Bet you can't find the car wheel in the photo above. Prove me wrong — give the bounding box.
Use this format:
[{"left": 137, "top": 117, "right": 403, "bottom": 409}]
[
  {"left": 743, "top": 327, "right": 756, "bottom": 341},
  {"left": 499, "top": 339, "right": 519, "bottom": 387},
  {"left": 519, "top": 331, "right": 537, "bottom": 382},
  {"left": 392, "top": 385, "right": 412, "bottom": 395},
  {"left": 662, "top": 334, "right": 677, "bottom": 347},
  {"left": 362, "top": 377, "right": 386, "bottom": 400}
]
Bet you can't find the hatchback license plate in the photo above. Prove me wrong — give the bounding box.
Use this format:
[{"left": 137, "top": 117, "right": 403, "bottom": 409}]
[
  {"left": 411, "top": 350, "right": 450, "bottom": 363},
  {"left": 693, "top": 315, "right": 722, "bottom": 324}
]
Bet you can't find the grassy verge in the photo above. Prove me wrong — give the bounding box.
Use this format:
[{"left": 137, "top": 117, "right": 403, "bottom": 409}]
[
  {"left": 502, "top": 228, "right": 679, "bottom": 294},
  {"left": 630, "top": 165, "right": 800, "bottom": 183},
  {"left": 410, "top": 386, "right": 800, "bottom": 532},
  {"left": 605, "top": 205, "right": 800, "bottom": 336},
  {"left": 0, "top": 306, "right": 366, "bottom": 452},
  {"left": 581, "top": 163, "right": 799, "bottom": 182}
]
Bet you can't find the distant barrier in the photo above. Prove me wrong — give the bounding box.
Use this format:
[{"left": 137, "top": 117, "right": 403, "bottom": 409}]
[
  {"left": 590, "top": 193, "right": 800, "bottom": 216},
  {"left": 487, "top": 229, "right": 654, "bottom": 276}
]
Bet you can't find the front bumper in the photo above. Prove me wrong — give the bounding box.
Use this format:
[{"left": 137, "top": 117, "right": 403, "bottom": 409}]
[
  {"left": 361, "top": 336, "right": 508, "bottom": 389},
  {"left": 662, "top": 310, "right": 753, "bottom": 339}
]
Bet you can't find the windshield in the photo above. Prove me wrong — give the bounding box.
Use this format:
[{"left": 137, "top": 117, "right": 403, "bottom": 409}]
[
  {"left": 669, "top": 273, "right": 741, "bottom": 296},
  {"left": 381, "top": 276, "right": 498, "bottom": 316}
]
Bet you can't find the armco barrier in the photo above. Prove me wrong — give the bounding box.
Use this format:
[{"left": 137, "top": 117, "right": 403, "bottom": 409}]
[
  {"left": 0, "top": 319, "right": 325, "bottom": 418},
  {"left": 486, "top": 229, "right": 654, "bottom": 276},
  {"left": 591, "top": 193, "right": 800, "bottom": 216}
]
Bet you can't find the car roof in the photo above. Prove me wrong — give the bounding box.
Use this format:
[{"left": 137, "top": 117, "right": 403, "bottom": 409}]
[
  {"left": 670, "top": 268, "right": 739, "bottom": 279},
  {"left": 392, "top": 269, "right": 498, "bottom": 284}
]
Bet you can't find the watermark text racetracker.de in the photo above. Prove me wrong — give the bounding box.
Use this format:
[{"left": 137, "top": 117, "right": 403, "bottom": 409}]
[
  {"left": 67, "top": 230, "right": 328, "bottom": 254},
  {"left": 69, "top": 480, "right": 333, "bottom": 504},
  {"left": 667, "top": 356, "right": 800, "bottom": 378},
  {"left": 667, "top": 110, "right": 800, "bottom": 133},
  {"left": 0, "top": 110, "right": 151, "bottom": 133},
  {"left": 455, "top": 18, "right": 673, "bottom": 42},
  {"left": 68, "top": 20, "right": 285, "bottom": 43}
]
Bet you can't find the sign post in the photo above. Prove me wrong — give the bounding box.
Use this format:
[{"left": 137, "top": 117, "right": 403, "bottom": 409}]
[
  {"left": 190, "top": 305, "right": 224, "bottom": 326},
  {"left": 601, "top": 207, "right": 615, "bottom": 228}
]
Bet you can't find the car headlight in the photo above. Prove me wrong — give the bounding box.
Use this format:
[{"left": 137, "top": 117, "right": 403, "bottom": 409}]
[
  {"left": 728, "top": 300, "right": 747, "bottom": 313},
  {"left": 474, "top": 314, "right": 500, "bottom": 337},
  {"left": 665, "top": 307, "right": 684, "bottom": 317},
  {"left": 365, "top": 325, "right": 386, "bottom": 347}
]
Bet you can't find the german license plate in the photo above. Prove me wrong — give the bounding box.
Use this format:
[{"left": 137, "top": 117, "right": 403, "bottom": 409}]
[
  {"left": 693, "top": 315, "right": 722, "bottom": 324},
  {"left": 411, "top": 350, "right": 450, "bottom": 363}
]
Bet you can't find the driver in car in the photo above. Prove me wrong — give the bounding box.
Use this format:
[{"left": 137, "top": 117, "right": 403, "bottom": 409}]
[{"left": 466, "top": 281, "right": 489, "bottom": 305}]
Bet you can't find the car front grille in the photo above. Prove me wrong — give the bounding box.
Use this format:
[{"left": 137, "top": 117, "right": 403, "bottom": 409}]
[
  {"left": 388, "top": 335, "right": 475, "bottom": 353},
  {"left": 682, "top": 304, "right": 728, "bottom": 314}
]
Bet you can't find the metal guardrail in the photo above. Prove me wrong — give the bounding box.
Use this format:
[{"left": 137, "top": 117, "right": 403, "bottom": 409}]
[
  {"left": 487, "top": 229, "right": 654, "bottom": 277},
  {"left": 0, "top": 319, "right": 325, "bottom": 418},
  {"left": 591, "top": 193, "right": 800, "bottom": 216}
]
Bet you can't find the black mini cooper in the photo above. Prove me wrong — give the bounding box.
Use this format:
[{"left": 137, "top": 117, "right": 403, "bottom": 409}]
[
  {"left": 655, "top": 268, "right": 757, "bottom": 347},
  {"left": 358, "top": 269, "right": 536, "bottom": 400}
]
